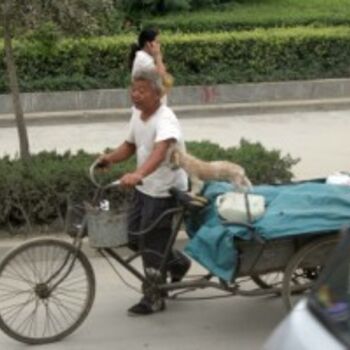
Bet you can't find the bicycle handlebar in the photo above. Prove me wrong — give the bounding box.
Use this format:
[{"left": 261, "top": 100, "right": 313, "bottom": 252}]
[{"left": 89, "top": 159, "right": 121, "bottom": 189}]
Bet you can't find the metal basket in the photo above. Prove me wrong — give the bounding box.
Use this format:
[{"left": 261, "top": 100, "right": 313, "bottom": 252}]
[
  {"left": 65, "top": 203, "right": 87, "bottom": 237},
  {"left": 86, "top": 206, "right": 129, "bottom": 248}
]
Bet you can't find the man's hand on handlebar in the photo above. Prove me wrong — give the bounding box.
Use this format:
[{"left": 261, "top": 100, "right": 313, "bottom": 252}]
[
  {"left": 95, "top": 154, "right": 112, "bottom": 170},
  {"left": 120, "top": 172, "right": 143, "bottom": 188},
  {"left": 91, "top": 156, "right": 143, "bottom": 188}
]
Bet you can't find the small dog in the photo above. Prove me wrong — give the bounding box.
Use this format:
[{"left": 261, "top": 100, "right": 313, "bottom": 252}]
[{"left": 170, "top": 149, "right": 252, "bottom": 193}]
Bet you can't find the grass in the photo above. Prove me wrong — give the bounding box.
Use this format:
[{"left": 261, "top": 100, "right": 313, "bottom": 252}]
[{"left": 145, "top": 0, "right": 350, "bottom": 32}]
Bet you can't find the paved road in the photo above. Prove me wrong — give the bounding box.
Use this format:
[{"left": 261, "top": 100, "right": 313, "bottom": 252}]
[
  {"left": 2, "top": 110, "right": 340, "bottom": 349},
  {"left": 0, "top": 256, "right": 284, "bottom": 350},
  {"left": 1, "top": 109, "right": 350, "bottom": 179}
]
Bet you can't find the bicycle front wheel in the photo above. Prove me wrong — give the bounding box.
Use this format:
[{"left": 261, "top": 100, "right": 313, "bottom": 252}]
[{"left": 0, "top": 238, "right": 95, "bottom": 344}]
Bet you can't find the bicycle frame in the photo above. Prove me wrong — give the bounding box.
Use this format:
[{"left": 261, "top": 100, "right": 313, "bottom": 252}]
[
  {"left": 100, "top": 206, "right": 184, "bottom": 285},
  {"left": 45, "top": 160, "right": 274, "bottom": 299},
  {"left": 94, "top": 205, "right": 240, "bottom": 297},
  {"left": 98, "top": 213, "right": 238, "bottom": 296}
]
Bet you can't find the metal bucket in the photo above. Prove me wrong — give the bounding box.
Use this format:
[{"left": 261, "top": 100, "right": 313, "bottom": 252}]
[{"left": 87, "top": 206, "right": 129, "bottom": 248}]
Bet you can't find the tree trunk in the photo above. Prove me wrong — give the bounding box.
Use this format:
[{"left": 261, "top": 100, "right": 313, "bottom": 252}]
[{"left": 3, "top": 5, "right": 31, "bottom": 161}]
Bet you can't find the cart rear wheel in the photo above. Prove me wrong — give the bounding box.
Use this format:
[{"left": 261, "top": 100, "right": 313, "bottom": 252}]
[
  {"left": 282, "top": 235, "right": 338, "bottom": 311},
  {"left": 0, "top": 239, "right": 95, "bottom": 344}
]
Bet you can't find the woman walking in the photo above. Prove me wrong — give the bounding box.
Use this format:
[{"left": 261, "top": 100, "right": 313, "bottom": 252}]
[
  {"left": 129, "top": 28, "right": 167, "bottom": 77},
  {"left": 129, "top": 28, "right": 172, "bottom": 103}
]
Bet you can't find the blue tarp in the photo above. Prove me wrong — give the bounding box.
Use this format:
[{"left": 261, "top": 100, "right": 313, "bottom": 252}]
[{"left": 185, "top": 181, "right": 350, "bottom": 282}]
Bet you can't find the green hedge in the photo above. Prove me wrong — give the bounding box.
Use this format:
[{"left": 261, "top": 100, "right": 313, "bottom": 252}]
[
  {"left": 0, "top": 150, "right": 135, "bottom": 231},
  {"left": 0, "top": 36, "right": 133, "bottom": 93},
  {"left": 163, "top": 27, "right": 350, "bottom": 86},
  {"left": 1, "top": 26, "right": 350, "bottom": 92},
  {"left": 0, "top": 140, "right": 298, "bottom": 231},
  {"left": 144, "top": 0, "right": 350, "bottom": 33}
]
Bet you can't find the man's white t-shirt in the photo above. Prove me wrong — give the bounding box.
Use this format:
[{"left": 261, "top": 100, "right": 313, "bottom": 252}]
[{"left": 126, "top": 105, "right": 188, "bottom": 198}]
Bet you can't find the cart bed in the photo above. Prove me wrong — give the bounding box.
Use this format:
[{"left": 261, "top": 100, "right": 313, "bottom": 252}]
[{"left": 185, "top": 180, "right": 350, "bottom": 281}]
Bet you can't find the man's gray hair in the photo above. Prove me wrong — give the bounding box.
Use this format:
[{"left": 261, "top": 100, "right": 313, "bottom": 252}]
[{"left": 132, "top": 69, "right": 164, "bottom": 95}]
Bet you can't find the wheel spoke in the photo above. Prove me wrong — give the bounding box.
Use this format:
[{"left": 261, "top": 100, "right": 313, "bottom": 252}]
[
  {"left": 21, "top": 249, "right": 43, "bottom": 283},
  {"left": 50, "top": 295, "right": 80, "bottom": 321},
  {"left": 49, "top": 297, "right": 72, "bottom": 325},
  {"left": 57, "top": 275, "right": 87, "bottom": 289},
  {"left": 1, "top": 273, "right": 36, "bottom": 285},
  {"left": 0, "top": 289, "right": 32, "bottom": 303},
  {"left": 16, "top": 299, "right": 40, "bottom": 337},
  {"left": 44, "top": 302, "right": 61, "bottom": 336},
  {"left": 28, "top": 299, "right": 40, "bottom": 338},
  {"left": 57, "top": 287, "right": 85, "bottom": 303},
  {"left": 51, "top": 292, "right": 86, "bottom": 310},
  {"left": 2, "top": 294, "right": 36, "bottom": 326},
  {"left": 54, "top": 289, "right": 87, "bottom": 302},
  {"left": 0, "top": 282, "right": 30, "bottom": 293},
  {"left": 55, "top": 286, "right": 88, "bottom": 295},
  {"left": 3, "top": 264, "right": 35, "bottom": 287},
  {"left": 1, "top": 294, "right": 35, "bottom": 315},
  {"left": 48, "top": 301, "right": 65, "bottom": 333}
]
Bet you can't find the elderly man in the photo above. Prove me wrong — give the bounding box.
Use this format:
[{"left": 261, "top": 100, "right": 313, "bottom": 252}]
[{"left": 98, "top": 69, "right": 191, "bottom": 315}]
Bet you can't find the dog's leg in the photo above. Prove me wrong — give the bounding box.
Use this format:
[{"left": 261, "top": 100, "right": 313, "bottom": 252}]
[
  {"left": 190, "top": 176, "right": 205, "bottom": 195},
  {"left": 243, "top": 176, "right": 253, "bottom": 189},
  {"left": 232, "top": 175, "right": 253, "bottom": 192}
]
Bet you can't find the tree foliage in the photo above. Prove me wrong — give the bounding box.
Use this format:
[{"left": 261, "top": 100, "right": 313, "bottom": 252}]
[
  {"left": 118, "top": 0, "right": 233, "bottom": 23},
  {"left": 1, "top": 0, "right": 117, "bottom": 36},
  {"left": 0, "top": 0, "right": 118, "bottom": 161}
]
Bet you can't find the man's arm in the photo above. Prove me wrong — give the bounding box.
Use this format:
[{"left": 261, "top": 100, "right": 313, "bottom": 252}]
[
  {"left": 99, "top": 141, "right": 136, "bottom": 166},
  {"left": 120, "top": 139, "right": 173, "bottom": 187}
]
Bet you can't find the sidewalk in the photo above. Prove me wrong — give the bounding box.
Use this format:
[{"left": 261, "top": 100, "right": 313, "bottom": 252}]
[{"left": 2, "top": 78, "right": 350, "bottom": 126}]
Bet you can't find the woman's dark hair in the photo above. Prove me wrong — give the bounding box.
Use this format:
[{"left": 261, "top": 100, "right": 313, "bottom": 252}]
[{"left": 129, "top": 28, "right": 159, "bottom": 71}]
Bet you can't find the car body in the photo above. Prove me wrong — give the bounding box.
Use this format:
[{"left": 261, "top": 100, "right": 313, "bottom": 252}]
[{"left": 263, "top": 230, "right": 350, "bottom": 350}]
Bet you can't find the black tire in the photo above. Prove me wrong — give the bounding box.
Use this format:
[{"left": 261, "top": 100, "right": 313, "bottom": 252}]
[
  {"left": 282, "top": 235, "right": 338, "bottom": 311},
  {"left": 0, "top": 238, "right": 95, "bottom": 344},
  {"left": 251, "top": 272, "right": 284, "bottom": 290}
]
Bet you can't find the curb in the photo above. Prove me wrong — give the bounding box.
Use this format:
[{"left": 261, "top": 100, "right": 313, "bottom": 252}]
[{"left": 1, "top": 97, "right": 350, "bottom": 127}]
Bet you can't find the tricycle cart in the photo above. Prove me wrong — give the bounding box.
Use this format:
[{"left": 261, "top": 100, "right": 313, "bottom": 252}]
[{"left": 0, "top": 162, "right": 339, "bottom": 344}]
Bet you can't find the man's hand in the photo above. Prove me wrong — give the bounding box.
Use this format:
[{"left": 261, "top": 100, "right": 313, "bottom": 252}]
[
  {"left": 120, "top": 172, "right": 143, "bottom": 188},
  {"left": 95, "top": 154, "right": 112, "bottom": 170},
  {"left": 95, "top": 142, "right": 136, "bottom": 171}
]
